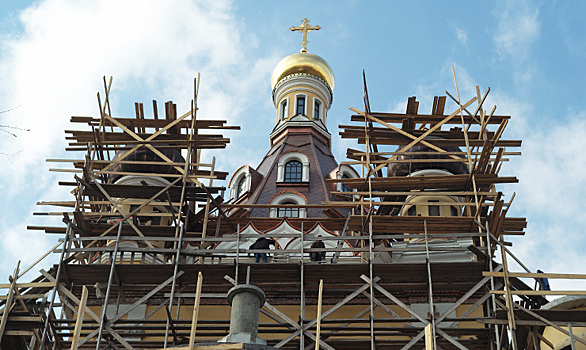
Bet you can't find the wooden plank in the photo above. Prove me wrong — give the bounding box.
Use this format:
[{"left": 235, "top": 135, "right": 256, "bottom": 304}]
[
  {"left": 315, "top": 279, "right": 323, "bottom": 350},
  {"left": 502, "top": 299, "right": 586, "bottom": 347},
  {"left": 351, "top": 96, "right": 478, "bottom": 174},
  {"left": 425, "top": 324, "right": 433, "bottom": 350},
  {"left": 0, "top": 262, "right": 19, "bottom": 342},
  {"left": 4, "top": 331, "right": 34, "bottom": 336},
  {"left": 70, "top": 285, "right": 88, "bottom": 350},
  {"left": 361, "top": 275, "right": 429, "bottom": 325},
  {"left": 6, "top": 316, "right": 42, "bottom": 322},
  {"left": 0, "top": 294, "right": 46, "bottom": 300},
  {"left": 0, "top": 282, "right": 55, "bottom": 289},
  {"left": 350, "top": 111, "right": 510, "bottom": 124},
  {"left": 491, "top": 290, "right": 586, "bottom": 296},
  {"left": 274, "top": 278, "right": 378, "bottom": 348},
  {"left": 483, "top": 272, "right": 586, "bottom": 279},
  {"left": 151, "top": 344, "right": 245, "bottom": 350},
  {"left": 188, "top": 271, "right": 203, "bottom": 350}
]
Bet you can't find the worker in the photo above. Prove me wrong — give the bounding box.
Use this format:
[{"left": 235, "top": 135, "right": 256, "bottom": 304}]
[
  {"left": 537, "top": 269, "right": 551, "bottom": 291},
  {"left": 250, "top": 237, "right": 276, "bottom": 263},
  {"left": 310, "top": 236, "right": 326, "bottom": 262}
]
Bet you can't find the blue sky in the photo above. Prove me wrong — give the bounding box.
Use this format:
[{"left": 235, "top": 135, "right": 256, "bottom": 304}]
[{"left": 0, "top": 0, "right": 585, "bottom": 291}]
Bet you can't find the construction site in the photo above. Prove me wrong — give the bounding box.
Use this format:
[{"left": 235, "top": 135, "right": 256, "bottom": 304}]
[{"left": 1, "top": 18, "right": 586, "bottom": 350}]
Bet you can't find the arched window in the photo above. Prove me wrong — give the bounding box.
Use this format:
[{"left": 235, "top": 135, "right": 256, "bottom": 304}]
[
  {"left": 277, "top": 152, "right": 310, "bottom": 183},
  {"left": 229, "top": 166, "right": 251, "bottom": 200},
  {"left": 281, "top": 99, "right": 288, "bottom": 120},
  {"left": 341, "top": 173, "right": 350, "bottom": 193},
  {"left": 277, "top": 201, "right": 299, "bottom": 218},
  {"left": 296, "top": 96, "right": 306, "bottom": 115},
  {"left": 407, "top": 206, "right": 416, "bottom": 216},
  {"left": 428, "top": 200, "right": 440, "bottom": 216},
  {"left": 314, "top": 99, "right": 321, "bottom": 120},
  {"left": 284, "top": 160, "right": 303, "bottom": 182},
  {"left": 270, "top": 192, "right": 307, "bottom": 218},
  {"left": 236, "top": 176, "right": 247, "bottom": 198},
  {"left": 336, "top": 165, "right": 359, "bottom": 195}
]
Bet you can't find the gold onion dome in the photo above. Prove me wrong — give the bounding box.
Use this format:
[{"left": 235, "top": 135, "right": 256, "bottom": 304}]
[{"left": 271, "top": 51, "right": 335, "bottom": 91}]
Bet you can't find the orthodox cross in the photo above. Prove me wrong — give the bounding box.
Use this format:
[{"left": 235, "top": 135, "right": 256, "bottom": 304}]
[{"left": 290, "top": 18, "right": 321, "bottom": 52}]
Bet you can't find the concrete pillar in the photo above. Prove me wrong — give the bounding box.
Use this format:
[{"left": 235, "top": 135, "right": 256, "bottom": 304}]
[{"left": 219, "top": 284, "right": 266, "bottom": 345}]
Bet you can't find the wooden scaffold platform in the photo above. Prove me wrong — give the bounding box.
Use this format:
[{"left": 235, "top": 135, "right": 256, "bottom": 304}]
[{"left": 1, "top": 73, "right": 585, "bottom": 350}]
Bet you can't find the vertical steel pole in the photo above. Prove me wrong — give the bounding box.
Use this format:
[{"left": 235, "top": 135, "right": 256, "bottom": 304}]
[
  {"left": 300, "top": 222, "right": 305, "bottom": 350},
  {"left": 486, "top": 224, "right": 500, "bottom": 349},
  {"left": 236, "top": 224, "right": 240, "bottom": 285},
  {"left": 369, "top": 214, "right": 375, "bottom": 350},
  {"left": 95, "top": 221, "right": 123, "bottom": 349},
  {"left": 569, "top": 323, "right": 576, "bottom": 350},
  {"left": 424, "top": 220, "right": 436, "bottom": 350},
  {"left": 164, "top": 222, "right": 184, "bottom": 348},
  {"left": 39, "top": 220, "right": 73, "bottom": 349}
]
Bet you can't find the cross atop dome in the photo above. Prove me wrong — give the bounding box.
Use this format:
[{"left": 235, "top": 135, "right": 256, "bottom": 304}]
[{"left": 290, "top": 18, "right": 321, "bottom": 53}]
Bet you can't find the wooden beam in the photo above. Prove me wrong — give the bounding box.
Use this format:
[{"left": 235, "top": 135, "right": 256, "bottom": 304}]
[
  {"left": 491, "top": 290, "right": 586, "bottom": 296},
  {"left": 0, "top": 294, "right": 46, "bottom": 300},
  {"left": 40, "top": 270, "right": 134, "bottom": 349},
  {"left": 0, "top": 262, "right": 19, "bottom": 342},
  {"left": 70, "top": 285, "right": 88, "bottom": 350},
  {"left": 188, "top": 271, "right": 203, "bottom": 350},
  {"left": 274, "top": 278, "right": 378, "bottom": 349},
  {"left": 361, "top": 275, "right": 429, "bottom": 325},
  {"left": 315, "top": 279, "right": 323, "bottom": 350},
  {"left": 483, "top": 272, "right": 586, "bottom": 279}
]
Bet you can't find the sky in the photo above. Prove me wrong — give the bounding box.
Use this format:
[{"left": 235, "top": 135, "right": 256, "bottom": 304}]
[{"left": 0, "top": 0, "right": 585, "bottom": 293}]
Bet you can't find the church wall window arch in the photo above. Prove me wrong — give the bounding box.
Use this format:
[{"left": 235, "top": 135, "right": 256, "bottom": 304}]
[
  {"left": 313, "top": 98, "right": 321, "bottom": 121},
  {"left": 277, "top": 201, "right": 299, "bottom": 218},
  {"left": 277, "top": 151, "right": 310, "bottom": 183},
  {"left": 236, "top": 176, "right": 247, "bottom": 198},
  {"left": 284, "top": 160, "right": 303, "bottom": 182},
  {"left": 336, "top": 165, "right": 359, "bottom": 194},
  {"left": 295, "top": 94, "right": 307, "bottom": 116},
  {"left": 280, "top": 98, "right": 289, "bottom": 120},
  {"left": 229, "top": 166, "right": 251, "bottom": 200},
  {"left": 269, "top": 192, "right": 307, "bottom": 218}
]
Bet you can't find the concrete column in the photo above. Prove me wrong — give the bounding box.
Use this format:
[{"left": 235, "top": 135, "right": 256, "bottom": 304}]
[
  {"left": 219, "top": 284, "right": 266, "bottom": 345},
  {"left": 302, "top": 162, "right": 309, "bottom": 182},
  {"left": 277, "top": 163, "right": 283, "bottom": 182}
]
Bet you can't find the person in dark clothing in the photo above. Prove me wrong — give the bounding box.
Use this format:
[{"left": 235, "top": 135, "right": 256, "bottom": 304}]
[
  {"left": 250, "top": 237, "right": 276, "bottom": 263},
  {"left": 310, "top": 236, "right": 326, "bottom": 262},
  {"left": 537, "top": 269, "right": 551, "bottom": 291}
]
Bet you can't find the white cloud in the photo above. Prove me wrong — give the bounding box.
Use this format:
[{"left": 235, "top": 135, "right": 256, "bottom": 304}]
[
  {"left": 0, "top": 0, "right": 277, "bottom": 279},
  {"left": 408, "top": 67, "right": 586, "bottom": 290},
  {"left": 491, "top": 96, "right": 586, "bottom": 289},
  {"left": 491, "top": 0, "right": 541, "bottom": 91},
  {"left": 449, "top": 22, "right": 468, "bottom": 46},
  {"left": 493, "top": 0, "right": 540, "bottom": 61},
  {"left": 456, "top": 27, "right": 468, "bottom": 46},
  {"left": 0, "top": 220, "right": 59, "bottom": 279},
  {"left": 0, "top": 0, "right": 275, "bottom": 185}
]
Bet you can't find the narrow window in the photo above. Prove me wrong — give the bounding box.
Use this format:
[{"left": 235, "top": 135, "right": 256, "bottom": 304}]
[
  {"left": 149, "top": 207, "right": 163, "bottom": 226},
  {"left": 341, "top": 173, "right": 350, "bottom": 193},
  {"left": 428, "top": 200, "right": 440, "bottom": 216},
  {"left": 450, "top": 205, "right": 459, "bottom": 217},
  {"left": 284, "top": 160, "right": 303, "bottom": 182},
  {"left": 314, "top": 100, "right": 321, "bottom": 120},
  {"left": 281, "top": 99, "right": 288, "bottom": 120},
  {"left": 296, "top": 96, "right": 306, "bottom": 115},
  {"left": 407, "top": 206, "right": 416, "bottom": 216},
  {"left": 236, "top": 176, "right": 247, "bottom": 198},
  {"left": 277, "top": 201, "right": 299, "bottom": 218}
]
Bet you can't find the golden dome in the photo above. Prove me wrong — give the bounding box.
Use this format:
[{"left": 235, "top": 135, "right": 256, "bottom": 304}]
[{"left": 271, "top": 52, "right": 334, "bottom": 90}]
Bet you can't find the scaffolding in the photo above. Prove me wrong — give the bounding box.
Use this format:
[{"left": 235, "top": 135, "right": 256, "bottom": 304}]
[{"left": 1, "top": 74, "right": 585, "bottom": 350}]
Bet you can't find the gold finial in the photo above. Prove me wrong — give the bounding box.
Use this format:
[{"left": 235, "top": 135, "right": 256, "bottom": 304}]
[{"left": 290, "top": 18, "right": 321, "bottom": 53}]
